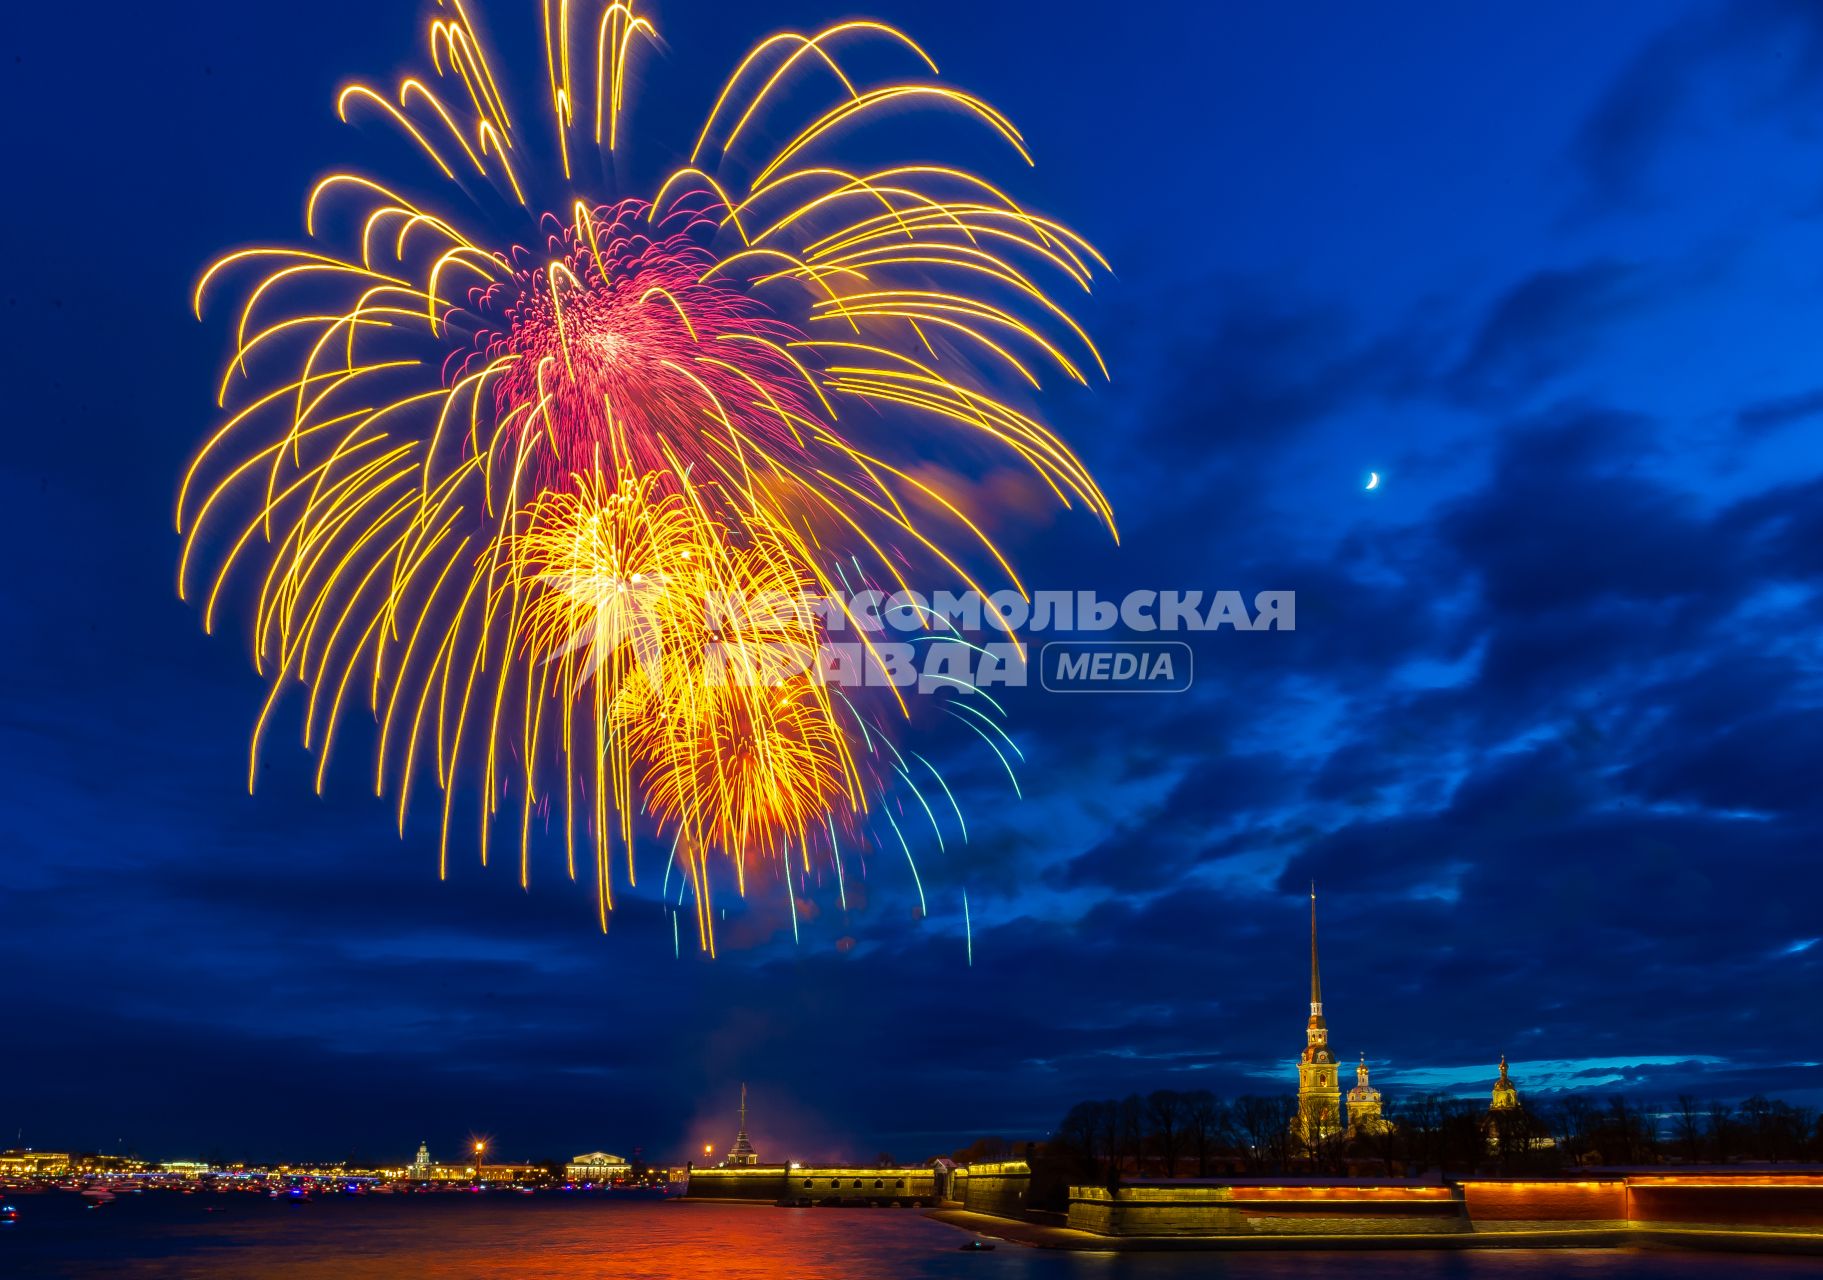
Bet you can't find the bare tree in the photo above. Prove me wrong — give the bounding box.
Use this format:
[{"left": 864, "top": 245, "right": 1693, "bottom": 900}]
[
  {"left": 1559, "top": 1095, "right": 1600, "bottom": 1167},
  {"left": 1262, "top": 1095, "right": 1301, "bottom": 1171},
  {"left": 1096, "top": 1099, "right": 1121, "bottom": 1184},
  {"left": 1673, "top": 1095, "right": 1704, "bottom": 1163},
  {"left": 1182, "top": 1090, "right": 1227, "bottom": 1177},
  {"left": 1601, "top": 1095, "right": 1660, "bottom": 1164},
  {"left": 1231, "top": 1096, "right": 1278, "bottom": 1172},
  {"left": 1117, "top": 1094, "right": 1145, "bottom": 1174},
  {"left": 1055, "top": 1102, "right": 1105, "bottom": 1180},
  {"left": 1438, "top": 1098, "right": 1484, "bottom": 1172},
  {"left": 1706, "top": 1099, "right": 1735, "bottom": 1163},
  {"left": 1146, "top": 1090, "right": 1186, "bottom": 1177},
  {"left": 1741, "top": 1097, "right": 1817, "bottom": 1162},
  {"left": 1742, "top": 1095, "right": 1776, "bottom": 1159},
  {"left": 1392, "top": 1092, "right": 1445, "bottom": 1174}
]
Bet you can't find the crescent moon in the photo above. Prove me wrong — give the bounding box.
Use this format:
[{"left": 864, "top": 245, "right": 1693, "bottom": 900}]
[{"left": 1365, "top": 472, "right": 1380, "bottom": 490}]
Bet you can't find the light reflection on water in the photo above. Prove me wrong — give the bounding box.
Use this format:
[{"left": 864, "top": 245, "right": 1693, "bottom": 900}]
[{"left": 3, "top": 1196, "right": 1816, "bottom": 1280}]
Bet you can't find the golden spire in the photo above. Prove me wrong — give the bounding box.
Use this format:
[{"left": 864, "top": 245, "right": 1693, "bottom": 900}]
[
  {"left": 1309, "top": 881, "right": 1322, "bottom": 1014},
  {"left": 1295, "top": 881, "right": 1340, "bottom": 1146}
]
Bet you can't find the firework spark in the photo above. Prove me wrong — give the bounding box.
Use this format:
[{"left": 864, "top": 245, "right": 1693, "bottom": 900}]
[{"left": 181, "top": 0, "right": 1111, "bottom": 950}]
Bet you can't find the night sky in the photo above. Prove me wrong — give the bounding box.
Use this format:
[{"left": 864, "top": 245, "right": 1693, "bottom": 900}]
[{"left": 7, "top": 0, "right": 1823, "bottom": 1167}]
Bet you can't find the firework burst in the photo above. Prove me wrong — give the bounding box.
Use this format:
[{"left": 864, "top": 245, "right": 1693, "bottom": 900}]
[{"left": 181, "top": 0, "right": 1111, "bottom": 950}]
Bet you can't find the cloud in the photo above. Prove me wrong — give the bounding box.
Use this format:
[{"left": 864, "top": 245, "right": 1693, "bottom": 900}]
[
  {"left": 1568, "top": 0, "right": 1823, "bottom": 212},
  {"left": 1447, "top": 265, "right": 1643, "bottom": 404},
  {"left": 1736, "top": 386, "right": 1823, "bottom": 434}
]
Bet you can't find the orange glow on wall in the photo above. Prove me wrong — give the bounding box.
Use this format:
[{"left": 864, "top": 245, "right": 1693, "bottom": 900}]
[
  {"left": 1628, "top": 1182, "right": 1823, "bottom": 1229},
  {"left": 1223, "top": 1186, "right": 1454, "bottom": 1201},
  {"left": 1461, "top": 1180, "right": 1626, "bottom": 1222},
  {"left": 1627, "top": 1174, "right": 1823, "bottom": 1187}
]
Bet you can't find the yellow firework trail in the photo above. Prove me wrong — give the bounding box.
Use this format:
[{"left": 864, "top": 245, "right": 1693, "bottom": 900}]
[{"left": 181, "top": 0, "right": 1111, "bottom": 950}]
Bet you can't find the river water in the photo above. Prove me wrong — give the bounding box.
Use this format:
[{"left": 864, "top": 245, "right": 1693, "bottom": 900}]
[{"left": 2, "top": 1192, "right": 1814, "bottom": 1279}]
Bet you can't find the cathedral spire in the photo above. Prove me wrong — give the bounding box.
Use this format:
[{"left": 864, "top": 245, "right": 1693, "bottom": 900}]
[
  {"left": 1309, "top": 882, "right": 1322, "bottom": 1015},
  {"left": 1295, "top": 882, "right": 1340, "bottom": 1148}
]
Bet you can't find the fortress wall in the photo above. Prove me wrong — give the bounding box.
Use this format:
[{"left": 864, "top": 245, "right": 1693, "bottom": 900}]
[
  {"left": 1066, "top": 1183, "right": 1467, "bottom": 1236},
  {"left": 687, "top": 1164, "right": 936, "bottom": 1204},
  {"left": 1461, "top": 1180, "right": 1626, "bottom": 1230},
  {"left": 783, "top": 1166, "right": 937, "bottom": 1206},
  {"left": 1626, "top": 1177, "right": 1823, "bottom": 1230},
  {"left": 683, "top": 1166, "right": 790, "bottom": 1201},
  {"left": 951, "top": 1161, "right": 1030, "bottom": 1219}
]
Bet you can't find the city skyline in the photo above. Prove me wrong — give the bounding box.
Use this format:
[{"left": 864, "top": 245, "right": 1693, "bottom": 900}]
[{"left": 0, "top": 897, "right": 1793, "bottom": 1166}]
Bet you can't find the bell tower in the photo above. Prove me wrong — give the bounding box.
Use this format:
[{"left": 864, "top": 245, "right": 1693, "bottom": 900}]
[
  {"left": 1294, "top": 883, "right": 1342, "bottom": 1147},
  {"left": 1490, "top": 1056, "right": 1521, "bottom": 1111},
  {"left": 1346, "top": 1054, "right": 1391, "bottom": 1137}
]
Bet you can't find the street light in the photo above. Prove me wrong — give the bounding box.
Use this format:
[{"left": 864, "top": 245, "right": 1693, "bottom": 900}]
[{"left": 473, "top": 1141, "right": 486, "bottom": 1188}]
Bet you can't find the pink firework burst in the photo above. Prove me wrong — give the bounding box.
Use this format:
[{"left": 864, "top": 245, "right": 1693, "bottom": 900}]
[{"left": 451, "top": 194, "right": 826, "bottom": 494}]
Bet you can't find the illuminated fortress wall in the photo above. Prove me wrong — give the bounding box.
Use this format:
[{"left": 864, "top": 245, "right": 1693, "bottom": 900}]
[
  {"left": 949, "top": 1161, "right": 1030, "bottom": 1219},
  {"left": 682, "top": 1165, "right": 790, "bottom": 1201},
  {"left": 1066, "top": 1184, "right": 1468, "bottom": 1237},
  {"left": 684, "top": 1165, "right": 936, "bottom": 1205},
  {"left": 684, "top": 1166, "right": 1823, "bottom": 1235},
  {"left": 1625, "top": 1177, "right": 1823, "bottom": 1231},
  {"left": 1055, "top": 1176, "right": 1823, "bottom": 1238},
  {"left": 1459, "top": 1180, "right": 1627, "bottom": 1230},
  {"left": 782, "top": 1167, "right": 937, "bottom": 1206}
]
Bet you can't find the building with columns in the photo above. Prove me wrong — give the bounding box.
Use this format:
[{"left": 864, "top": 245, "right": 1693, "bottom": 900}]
[{"left": 566, "top": 1151, "right": 632, "bottom": 1181}]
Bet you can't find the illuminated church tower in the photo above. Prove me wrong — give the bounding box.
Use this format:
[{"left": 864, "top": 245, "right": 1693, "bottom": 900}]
[
  {"left": 1489, "top": 1055, "right": 1521, "bottom": 1111},
  {"left": 1294, "top": 884, "right": 1342, "bottom": 1147},
  {"left": 1346, "top": 1054, "right": 1391, "bottom": 1138}
]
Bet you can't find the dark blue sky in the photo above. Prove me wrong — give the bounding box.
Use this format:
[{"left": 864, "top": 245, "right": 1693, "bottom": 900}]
[{"left": 6, "top": 0, "right": 1823, "bottom": 1166}]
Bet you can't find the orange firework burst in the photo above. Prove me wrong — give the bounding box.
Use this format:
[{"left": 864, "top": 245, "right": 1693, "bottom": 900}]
[{"left": 179, "top": 0, "right": 1111, "bottom": 950}]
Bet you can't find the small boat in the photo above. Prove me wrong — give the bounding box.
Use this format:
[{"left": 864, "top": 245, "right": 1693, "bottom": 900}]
[
  {"left": 80, "top": 1189, "right": 116, "bottom": 1203},
  {"left": 1, "top": 1204, "right": 18, "bottom": 1224},
  {"left": 958, "top": 1239, "right": 996, "bottom": 1252}
]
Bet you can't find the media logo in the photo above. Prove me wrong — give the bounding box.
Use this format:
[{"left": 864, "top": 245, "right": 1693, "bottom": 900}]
[{"left": 1040, "top": 641, "right": 1193, "bottom": 693}]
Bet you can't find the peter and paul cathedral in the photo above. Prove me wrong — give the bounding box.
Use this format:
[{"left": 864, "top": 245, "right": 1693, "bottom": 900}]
[
  {"left": 1294, "top": 884, "right": 1343, "bottom": 1146},
  {"left": 1290, "top": 885, "right": 1548, "bottom": 1153}
]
